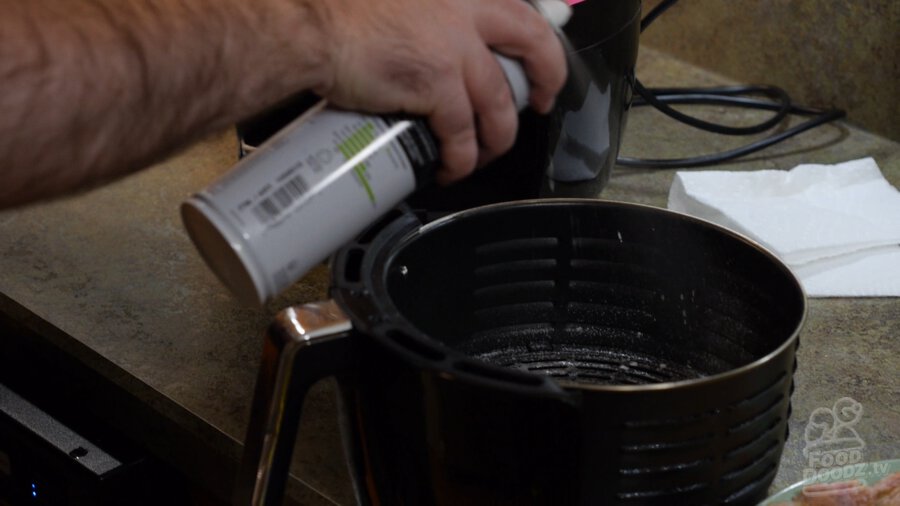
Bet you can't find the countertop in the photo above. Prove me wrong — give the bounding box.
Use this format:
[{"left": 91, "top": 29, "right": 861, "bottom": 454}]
[{"left": 0, "top": 47, "right": 897, "bottom": 505}]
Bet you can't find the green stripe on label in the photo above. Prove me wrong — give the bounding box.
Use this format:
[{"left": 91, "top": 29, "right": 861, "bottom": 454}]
[{"left": 337, "top": 123, "right": 377, "bottom": 204}]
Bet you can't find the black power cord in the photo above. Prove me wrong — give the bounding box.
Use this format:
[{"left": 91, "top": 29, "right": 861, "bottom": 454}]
[{"left": 617, "top": 0, "right": 846, "bottom": 168}]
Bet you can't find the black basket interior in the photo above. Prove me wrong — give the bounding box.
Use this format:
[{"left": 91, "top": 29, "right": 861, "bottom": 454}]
[{"left": 382, "top": 202, "right": 803, "bottom": 386}]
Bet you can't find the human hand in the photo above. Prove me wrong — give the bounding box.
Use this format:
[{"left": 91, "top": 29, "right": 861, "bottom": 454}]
[{"left": 306, "top": 0, "right": 568, "bottom": 185}]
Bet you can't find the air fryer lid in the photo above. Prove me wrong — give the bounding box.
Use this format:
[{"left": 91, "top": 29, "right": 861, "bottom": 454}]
[{"left": 331, "top": 199, "right": 804, "bottom": 391}]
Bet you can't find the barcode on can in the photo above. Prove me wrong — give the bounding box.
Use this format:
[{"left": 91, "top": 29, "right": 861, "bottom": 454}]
[{"left": 252, "top": 175, "right": 309, "bottom": 223}]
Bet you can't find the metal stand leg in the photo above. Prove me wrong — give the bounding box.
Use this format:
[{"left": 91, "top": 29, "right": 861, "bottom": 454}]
[{"left": 234, "top": 301, "right": 354, "bottom": 506}]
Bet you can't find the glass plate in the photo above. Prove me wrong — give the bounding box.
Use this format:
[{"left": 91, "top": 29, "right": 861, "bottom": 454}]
[{"left": 760, "top": 459, "right": 900, "bottom": 505}]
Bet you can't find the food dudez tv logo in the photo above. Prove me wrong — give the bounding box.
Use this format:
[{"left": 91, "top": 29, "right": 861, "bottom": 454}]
[{"left": 802, "top": 397, "right": 866, "bottom": 481}]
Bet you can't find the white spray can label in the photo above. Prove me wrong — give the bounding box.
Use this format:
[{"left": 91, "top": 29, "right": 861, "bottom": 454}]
[{"left": 182, "top": 104, "right": 439, "bottom": 305}]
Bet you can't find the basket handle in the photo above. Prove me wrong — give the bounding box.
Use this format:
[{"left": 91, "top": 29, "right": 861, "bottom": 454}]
[{"left": 234, "top": 300, "right": 355, "bottom": 506}]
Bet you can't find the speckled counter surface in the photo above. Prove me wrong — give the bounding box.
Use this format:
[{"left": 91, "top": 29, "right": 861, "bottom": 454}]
[{"left": 0, "top": 47, "right": 897, "bottom": 505}]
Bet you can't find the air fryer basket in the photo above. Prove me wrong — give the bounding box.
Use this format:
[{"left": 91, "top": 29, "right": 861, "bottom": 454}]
[
  {"left": 341, "top": 200, "right": 801, "bottom": 383},
  {"left": 331, "top": 199, "right": 805, "bottom": 504}
]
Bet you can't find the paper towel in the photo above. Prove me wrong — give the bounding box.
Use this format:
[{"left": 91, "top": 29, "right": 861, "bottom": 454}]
[{"left": 667, "top": 157, "right": 900, "bottom": 297}]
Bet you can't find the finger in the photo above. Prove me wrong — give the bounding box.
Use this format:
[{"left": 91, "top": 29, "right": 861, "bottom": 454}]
[
  {"left": 473, "top": 0, "right": 568, "bottom": 113},
  {"left": 464, "top": 46, "right": 519, "bottom": 166},
  {"left": 428, "top": 85, "right": 478, "bottom": 185}
]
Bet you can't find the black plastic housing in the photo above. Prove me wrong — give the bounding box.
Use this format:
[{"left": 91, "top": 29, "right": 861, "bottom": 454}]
[{"left": 328, "top": 200, "right": 805, "bottom": 505}]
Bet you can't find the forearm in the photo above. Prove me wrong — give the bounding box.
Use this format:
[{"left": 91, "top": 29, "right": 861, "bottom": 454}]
[
  {"left": 0, "top": 0, "right": 327, "bottom": 208},
  {"left": 0, "top": 0, "right": 567, "bottom": 209}
]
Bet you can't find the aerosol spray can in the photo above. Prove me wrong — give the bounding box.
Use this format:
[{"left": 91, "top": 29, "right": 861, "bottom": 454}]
[{"left": 182, "top": 1, "right": 571, "bottom": 305}]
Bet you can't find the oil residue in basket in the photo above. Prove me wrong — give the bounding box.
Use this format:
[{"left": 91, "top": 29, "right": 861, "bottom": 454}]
[{"left": 471, "top": 344, "right": 707, "bottom": 385}]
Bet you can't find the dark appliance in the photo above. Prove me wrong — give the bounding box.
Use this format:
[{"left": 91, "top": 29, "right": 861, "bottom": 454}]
[
  {"left": 236, "top": 199, "right": 806, "bottom": 505},
  {"left": 0, "top": 381, "right": 188, "bottom": 506}
]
